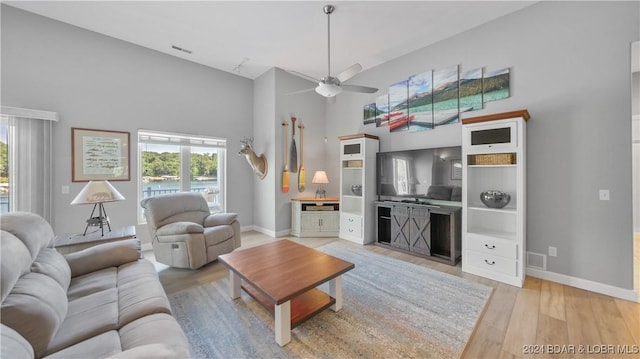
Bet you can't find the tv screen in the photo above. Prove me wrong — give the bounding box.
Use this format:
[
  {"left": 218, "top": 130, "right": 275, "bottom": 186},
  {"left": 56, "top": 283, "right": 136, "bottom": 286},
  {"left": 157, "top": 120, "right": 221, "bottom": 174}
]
[{"left": 376, "top": 146, "right": 462, "bottom": 202}]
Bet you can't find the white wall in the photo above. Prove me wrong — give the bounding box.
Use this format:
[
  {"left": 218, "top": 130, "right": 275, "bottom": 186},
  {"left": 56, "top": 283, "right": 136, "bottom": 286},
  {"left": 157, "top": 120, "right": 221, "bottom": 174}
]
[
  {"left": 1, "top": 5, "right": 254, "bottom": 244},
  {"left": 251, "top": 68, "right": 326, "bottom": 235},
  {"left": 325, "top": 1, "right": 639, "bottom": 289}
]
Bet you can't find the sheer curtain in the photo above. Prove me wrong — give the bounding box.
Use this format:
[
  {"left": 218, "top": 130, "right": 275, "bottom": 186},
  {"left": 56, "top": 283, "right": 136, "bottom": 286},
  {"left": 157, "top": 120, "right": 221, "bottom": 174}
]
[{"left": 0, "top": 106, "right": 58, "bottom": 222}]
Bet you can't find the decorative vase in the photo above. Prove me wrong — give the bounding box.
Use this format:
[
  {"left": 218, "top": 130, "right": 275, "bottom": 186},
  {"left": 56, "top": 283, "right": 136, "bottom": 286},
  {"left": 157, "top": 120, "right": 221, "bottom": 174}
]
[
  {"left": 480, "top": 190, "right": 511, "bottom": 209},
  {"left": 351, "top": 184, "right": 362, "bottom": 196}
]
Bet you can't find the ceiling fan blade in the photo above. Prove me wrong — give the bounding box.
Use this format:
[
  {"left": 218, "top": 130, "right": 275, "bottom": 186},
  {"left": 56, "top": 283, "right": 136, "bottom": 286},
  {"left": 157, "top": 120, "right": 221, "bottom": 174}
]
[
  {"left": 337, "top": 63, "right": 362, "bottom": 82},
  {"left": 342, "top": 84, "right": 378, "bottom": 94},
  {"left": 287, "top": 70, "right": 321, "bottom": 84},
  {"left": 287, "top": 87, "right": 317, "bottom": 95}
]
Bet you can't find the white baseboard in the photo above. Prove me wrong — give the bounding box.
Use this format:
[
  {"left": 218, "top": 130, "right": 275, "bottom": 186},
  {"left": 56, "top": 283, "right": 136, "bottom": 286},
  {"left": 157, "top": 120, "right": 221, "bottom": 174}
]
[
  {"left": 527, "top": 267, "right": 638, "bottom": 302},
  {"left": 244, "top": 225, "right": 290, "bottom": 238}
]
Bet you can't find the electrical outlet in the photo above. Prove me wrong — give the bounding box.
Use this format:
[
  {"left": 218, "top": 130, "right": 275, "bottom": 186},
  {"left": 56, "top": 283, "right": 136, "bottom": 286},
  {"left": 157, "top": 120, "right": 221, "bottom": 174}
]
[
  {"left": 61, "top": 185, "right": 69, "bottom": 194},
  {"left": 599, "top": 189, "right": 610, "bottom": 201},
  {"left": 548, "top": 246, "right": 557, "bottom": 257}
]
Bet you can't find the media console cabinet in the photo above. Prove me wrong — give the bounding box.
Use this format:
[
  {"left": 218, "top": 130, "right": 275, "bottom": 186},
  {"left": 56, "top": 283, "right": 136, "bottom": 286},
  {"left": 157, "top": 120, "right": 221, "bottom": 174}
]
[
  {"left": 375, "top": 201, "right": 461, "bottom": 265},
  {"left": 291, "top": 197, "right": 340, "bottom": 237}
]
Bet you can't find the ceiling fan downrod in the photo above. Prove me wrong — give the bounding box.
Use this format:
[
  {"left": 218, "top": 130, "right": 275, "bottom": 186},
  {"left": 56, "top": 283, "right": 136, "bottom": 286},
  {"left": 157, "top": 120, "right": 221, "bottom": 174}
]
[{"left": 324, "top": 4, "right": 334, "bottom": 79}]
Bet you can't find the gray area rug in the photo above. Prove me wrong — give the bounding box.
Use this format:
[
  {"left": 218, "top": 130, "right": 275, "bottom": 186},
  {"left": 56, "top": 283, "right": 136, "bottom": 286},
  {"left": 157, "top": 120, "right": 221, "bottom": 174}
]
[{"left": 168, "top": 240, "right": 492, "bottom": 359}]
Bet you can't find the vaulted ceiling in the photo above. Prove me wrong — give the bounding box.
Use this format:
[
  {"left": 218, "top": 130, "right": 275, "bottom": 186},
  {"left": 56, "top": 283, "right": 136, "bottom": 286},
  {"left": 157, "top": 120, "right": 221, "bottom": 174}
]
[{"left": 5, "top": 1, "right": 536, "bottom": 80}]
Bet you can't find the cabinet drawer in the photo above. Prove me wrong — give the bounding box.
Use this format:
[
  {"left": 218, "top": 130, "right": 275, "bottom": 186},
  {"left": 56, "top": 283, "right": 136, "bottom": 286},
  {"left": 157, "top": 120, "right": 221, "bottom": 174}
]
[
  {"left": 467, "top": 250, "right": 517, "bottom": 276},
  {"left": 466, "top": 233, "right": 517, "bottom": 260},
  {"left": 341, "top": 214, "right": 362, "bottom": 237}
]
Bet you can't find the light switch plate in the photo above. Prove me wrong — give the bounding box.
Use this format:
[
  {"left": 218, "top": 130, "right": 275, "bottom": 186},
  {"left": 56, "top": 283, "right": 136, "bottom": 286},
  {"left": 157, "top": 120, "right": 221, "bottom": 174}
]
[
  {"left": 62, "top": 185, "right": 69, "bottom": 194},
  {"left": 599, "top": 189, "right": 610, "bottom": 201}
]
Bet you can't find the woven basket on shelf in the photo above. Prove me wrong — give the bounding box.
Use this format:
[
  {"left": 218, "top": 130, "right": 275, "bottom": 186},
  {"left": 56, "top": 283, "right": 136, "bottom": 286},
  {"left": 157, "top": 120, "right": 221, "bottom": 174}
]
[{"left": 468, "top": 153, "right": 516, "bottom": 165}]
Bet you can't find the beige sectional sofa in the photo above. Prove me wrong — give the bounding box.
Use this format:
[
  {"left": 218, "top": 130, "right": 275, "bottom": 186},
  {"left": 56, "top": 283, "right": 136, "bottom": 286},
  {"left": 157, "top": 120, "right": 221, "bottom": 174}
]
[{"left": 0, "top": 212, "right": 190, "bottom": 359}]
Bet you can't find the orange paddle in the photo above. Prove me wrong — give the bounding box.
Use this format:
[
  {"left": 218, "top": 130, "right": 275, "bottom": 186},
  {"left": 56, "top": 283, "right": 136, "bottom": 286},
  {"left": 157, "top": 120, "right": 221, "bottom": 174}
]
[
  {"left": 298, "top": 123, "right": 305, "bottom": 192},
  {"left": 282, "top": 122, "right": 290, "bottom": 193}
]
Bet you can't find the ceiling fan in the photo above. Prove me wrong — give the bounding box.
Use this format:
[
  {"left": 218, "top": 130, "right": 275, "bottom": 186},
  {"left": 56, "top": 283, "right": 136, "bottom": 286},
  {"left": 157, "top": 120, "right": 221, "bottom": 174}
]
[{"left": 289, "top": 4, "right": 378, "bottom": 98}]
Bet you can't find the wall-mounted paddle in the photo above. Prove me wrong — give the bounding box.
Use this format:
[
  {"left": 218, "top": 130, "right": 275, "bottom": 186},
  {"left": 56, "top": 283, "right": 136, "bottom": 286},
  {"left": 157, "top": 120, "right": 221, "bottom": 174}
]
[
  {"left": 282, "top": 122, "right": 290, "bottom": 193},
  {"left": 290, "top": 117, "right": 298, "bottom": 173},
  {"left": 298, "top": 122, "right": 305, "bottom": 191}
]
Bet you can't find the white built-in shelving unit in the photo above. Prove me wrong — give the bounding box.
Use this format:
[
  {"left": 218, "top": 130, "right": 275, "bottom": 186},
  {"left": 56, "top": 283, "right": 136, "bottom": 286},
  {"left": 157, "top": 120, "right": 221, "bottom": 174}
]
[
  {"left": 338, "top": 134, "right": 379, "bottom": 244},
  {"left": 462, "top": 110, "right": 529, "bottom": 287}
]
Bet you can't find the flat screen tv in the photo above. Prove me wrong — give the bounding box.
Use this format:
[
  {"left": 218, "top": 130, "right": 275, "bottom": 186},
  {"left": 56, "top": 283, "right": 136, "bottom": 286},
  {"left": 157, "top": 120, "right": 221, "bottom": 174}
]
[{"left": 376, "top": 146, "right": 462, "bottom": 203}]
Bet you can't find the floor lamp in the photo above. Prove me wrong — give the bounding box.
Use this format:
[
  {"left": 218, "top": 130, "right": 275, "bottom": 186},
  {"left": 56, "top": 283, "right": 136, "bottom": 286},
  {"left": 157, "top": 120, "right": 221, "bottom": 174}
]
[{"left": 71, "top": 180, "right": 125, "bottom": 236}]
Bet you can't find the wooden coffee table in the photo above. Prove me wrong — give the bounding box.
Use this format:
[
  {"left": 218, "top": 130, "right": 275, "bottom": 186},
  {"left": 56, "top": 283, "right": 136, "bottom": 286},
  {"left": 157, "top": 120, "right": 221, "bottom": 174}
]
[{"left": 218, "top": 239, "right": 354, "bottom": 346}]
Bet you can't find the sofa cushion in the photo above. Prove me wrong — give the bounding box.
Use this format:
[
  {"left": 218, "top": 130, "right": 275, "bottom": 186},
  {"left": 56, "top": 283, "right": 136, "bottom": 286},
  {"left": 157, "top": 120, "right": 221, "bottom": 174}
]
[
  {"left": 1, "top": 324, "right": 34, "bottom": 359},
  {"left": 0, "top": 231, "right": 33, "bottom": 301},
  {"left": 426, "top": 185, "right": 452, "bottom": 200},
  {"left": 32, "top": 248, "right": 72, "bottom": 291},
  {"left": 156, "top": 221, "right": 203, "bottom": 235},
  {"left": 67, "top": 268, "right": 117, "bottom": 302},
  {"left": 46, "top": 288, "right": 119, "bottom": 355},
  {"left": 65, "top": 239, "right": 141, "bottom": 277},
  {"left": 1, "top": 273, "right": 68, "bottom": 358},
  {"left": 141, "top": 192, "right": 209, "bottom": 229},
  {"left": 119, "top": 314, "right": 190, "bottom": 358},
  {"left": 1, "top": 212, "right": 54, "bottom": 259},
  {"left": 203, "top": 225, "right": 234, "bottom": 246},
  {"left": 451, "top": 186, "right": 462, "bottom": 201},
  {"left": 43, "top": 330, "right": 121, "bottom": 359},
  {"left": 117, "top": 261, "right": 172, "bottom": 327}
]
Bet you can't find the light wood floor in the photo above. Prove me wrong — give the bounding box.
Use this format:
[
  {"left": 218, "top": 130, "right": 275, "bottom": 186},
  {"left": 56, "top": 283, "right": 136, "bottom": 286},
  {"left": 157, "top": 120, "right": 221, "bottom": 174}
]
[{"left": 150, "top": 231, "right": 640, "bottom": 359}]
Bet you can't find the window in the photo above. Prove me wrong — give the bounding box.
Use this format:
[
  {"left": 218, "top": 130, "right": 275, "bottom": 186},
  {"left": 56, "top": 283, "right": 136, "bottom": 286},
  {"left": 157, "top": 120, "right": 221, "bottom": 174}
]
[
  {"left": 138, "top": 130, "right": 226, "bottom": 222},
  {"left": 0, "top": 107, "right": 57, "bottom": 221}
]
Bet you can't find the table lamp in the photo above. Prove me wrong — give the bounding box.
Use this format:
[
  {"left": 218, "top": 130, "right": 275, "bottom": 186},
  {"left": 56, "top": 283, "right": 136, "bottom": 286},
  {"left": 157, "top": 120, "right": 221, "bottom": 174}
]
[
  {"left": 312, "top": 170, "right": 329, "bottom": 199},
  {"left": 71, "top": 180, "right": 125, "bottom": 236}
]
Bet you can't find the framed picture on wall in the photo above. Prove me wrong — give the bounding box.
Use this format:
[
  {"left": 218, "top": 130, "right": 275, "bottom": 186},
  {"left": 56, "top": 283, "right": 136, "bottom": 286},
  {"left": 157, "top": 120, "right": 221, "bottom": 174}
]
[
  {"left": 72, "top": 127, "right": 130, "bottom": 182},
  {"left": 451, "top": 159, "right": 462, "bottom": 180}
]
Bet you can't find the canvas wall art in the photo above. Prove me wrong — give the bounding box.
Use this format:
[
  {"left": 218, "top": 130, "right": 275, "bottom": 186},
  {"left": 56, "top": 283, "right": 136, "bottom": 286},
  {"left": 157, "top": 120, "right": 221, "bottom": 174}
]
[
  {"left": 483, "top": 67, "right": 510, "bottom": 103},
  {"left": 388, "top": 80, "right": 410, "bottom": 132},
  {"left": 363, "top": 63, "right": 511, "bottom": 132},
  {"left": 407, "top": 71, "right": 434, "bottom": 132},
  {"left": 433, "top": 65, "right": 460, "bottom": 127},
  {"left": 460, "top": 68, "right": 483, "bottom": 113}
]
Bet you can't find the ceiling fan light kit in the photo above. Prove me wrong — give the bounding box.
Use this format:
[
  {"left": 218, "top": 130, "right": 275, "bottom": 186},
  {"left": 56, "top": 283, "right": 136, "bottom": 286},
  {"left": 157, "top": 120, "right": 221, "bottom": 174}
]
[{"left": 289, "top": 4, "right": 377, "bottom": 99}]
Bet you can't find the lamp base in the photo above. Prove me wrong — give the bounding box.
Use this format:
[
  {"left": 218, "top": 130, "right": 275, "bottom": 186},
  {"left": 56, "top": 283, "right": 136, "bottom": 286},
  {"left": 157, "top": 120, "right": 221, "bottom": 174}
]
[
  {"left": 83, "top": 203, "right": 112, "bottom": 236},
  {"left": 315, "top": 188, "right": 326, "bottom": 199}
]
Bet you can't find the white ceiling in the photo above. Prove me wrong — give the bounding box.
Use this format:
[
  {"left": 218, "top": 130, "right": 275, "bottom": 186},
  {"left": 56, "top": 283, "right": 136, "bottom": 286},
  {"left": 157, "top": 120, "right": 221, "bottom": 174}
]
[{"left": 5, "top": 1, "right": 536, "bottom": 81}]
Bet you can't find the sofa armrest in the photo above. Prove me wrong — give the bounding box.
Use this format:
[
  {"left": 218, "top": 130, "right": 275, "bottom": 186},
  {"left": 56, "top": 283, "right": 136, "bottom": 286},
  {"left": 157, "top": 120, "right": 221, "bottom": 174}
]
[
  {"left": 64, "top": 239, "right": 141, "bottom": 277},
  {"left": 204, "top": 213, "right": 238, "bottom": 227},
  {"left": 156, "top": 222, "right": 203, "bottom": 236}
]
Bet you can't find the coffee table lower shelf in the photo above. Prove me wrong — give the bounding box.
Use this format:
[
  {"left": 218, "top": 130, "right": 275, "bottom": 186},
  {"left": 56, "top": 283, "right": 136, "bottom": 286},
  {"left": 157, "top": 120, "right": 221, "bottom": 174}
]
[{"left": 241, "top": 281, "right": 336, "bottom": 329}]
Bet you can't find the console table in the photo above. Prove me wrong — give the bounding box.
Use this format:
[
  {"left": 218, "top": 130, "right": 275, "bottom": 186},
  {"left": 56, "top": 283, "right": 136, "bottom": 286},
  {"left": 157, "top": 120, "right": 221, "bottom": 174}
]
[
  {"left": 375, "top": 201, "right": 461, "bottom": 265},
  {"left": 54, "top": 225, "right": 137, "bottom": 254},
  {"left": 291, "top": 197, "right": 340, "bottom": 237}
]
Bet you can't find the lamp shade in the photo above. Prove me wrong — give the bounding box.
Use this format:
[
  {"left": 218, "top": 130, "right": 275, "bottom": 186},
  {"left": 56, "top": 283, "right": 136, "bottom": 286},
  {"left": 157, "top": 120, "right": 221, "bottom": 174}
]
[
  {"left": 312, "top": 171, "right": 329, "bottom": 184},
  {"left": 70, "top": 180, "right": 125, "bottom": 205}
]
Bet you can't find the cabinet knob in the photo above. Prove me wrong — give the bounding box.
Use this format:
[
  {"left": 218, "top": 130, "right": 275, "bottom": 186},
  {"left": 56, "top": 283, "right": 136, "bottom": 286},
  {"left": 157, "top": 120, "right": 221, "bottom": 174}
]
[
  {"left": 348, "top": 218, "right": 354, "bottom": 222},
  {"left": 348, "top": 228, "right": 354, "bottom": 233},
  {"left": 485, "top": 244, "right": 496, "bottom": 249},
  {"left": 484, "top": 259, "right": 496, "bottom": 265}
]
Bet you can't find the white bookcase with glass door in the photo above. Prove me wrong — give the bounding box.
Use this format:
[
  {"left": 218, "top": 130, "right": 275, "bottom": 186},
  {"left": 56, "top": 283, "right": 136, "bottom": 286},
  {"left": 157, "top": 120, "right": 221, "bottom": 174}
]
[
  {"left": 462, "top": 110, "right": 529, "bottom": 287},
  {"left": 338, "top": 134, "right": 379, "bottom": 244}
]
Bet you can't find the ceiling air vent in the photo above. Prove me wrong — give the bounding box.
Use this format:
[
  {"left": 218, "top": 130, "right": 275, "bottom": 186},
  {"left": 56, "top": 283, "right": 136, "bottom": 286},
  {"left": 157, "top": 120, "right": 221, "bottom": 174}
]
[{"left": 171, "top": 45, "right": 192, "bottom": 54}]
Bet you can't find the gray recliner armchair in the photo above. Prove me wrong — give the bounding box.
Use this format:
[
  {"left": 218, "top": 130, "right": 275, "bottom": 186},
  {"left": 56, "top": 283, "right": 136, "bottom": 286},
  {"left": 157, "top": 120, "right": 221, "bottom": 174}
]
[{"left": 140, "top": 192, "right": 241, "bottom": 269}]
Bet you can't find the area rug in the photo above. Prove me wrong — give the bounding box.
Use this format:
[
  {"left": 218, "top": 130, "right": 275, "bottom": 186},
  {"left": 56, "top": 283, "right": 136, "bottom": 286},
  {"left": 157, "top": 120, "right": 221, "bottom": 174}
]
[{"left": 168, "top": 240, "right": 492, "bottom": 359}]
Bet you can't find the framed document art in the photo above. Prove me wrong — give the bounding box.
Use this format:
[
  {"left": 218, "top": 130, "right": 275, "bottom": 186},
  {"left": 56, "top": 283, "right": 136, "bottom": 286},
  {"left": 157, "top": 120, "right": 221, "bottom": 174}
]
[
  {"left": 72, "top": 128, "right": 130, "bottom": 182},
  {"left": 451, "top": 159, "right": 462, "bottom": 180}
]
